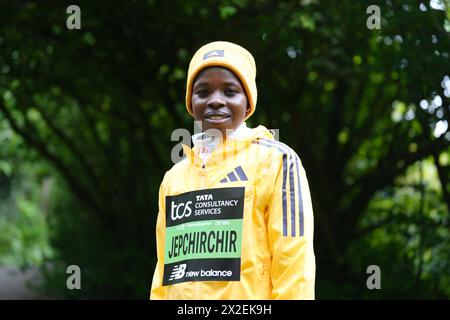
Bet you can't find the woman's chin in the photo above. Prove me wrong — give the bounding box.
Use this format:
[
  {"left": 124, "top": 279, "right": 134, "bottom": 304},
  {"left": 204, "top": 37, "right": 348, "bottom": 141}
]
[{"left": 203, "top": 119, "right": 231, "bottom": 131}]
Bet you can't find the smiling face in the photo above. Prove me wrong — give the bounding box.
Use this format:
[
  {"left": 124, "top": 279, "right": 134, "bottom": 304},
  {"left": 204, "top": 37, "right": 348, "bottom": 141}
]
[{"left": 191, "top": 67, "right": 250, "bottom": 137}]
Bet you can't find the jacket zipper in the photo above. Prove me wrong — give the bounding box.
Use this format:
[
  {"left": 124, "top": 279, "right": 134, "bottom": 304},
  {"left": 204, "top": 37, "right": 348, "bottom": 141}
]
[
  {"left": 197, "top": 161, "right": 206, "bottom": 298},
  {"left": 201, "top": 162, "right": 206, "bottom": 188}
]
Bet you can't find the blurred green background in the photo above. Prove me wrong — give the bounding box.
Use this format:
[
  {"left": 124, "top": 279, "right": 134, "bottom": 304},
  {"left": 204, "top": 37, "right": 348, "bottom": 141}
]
[{"left": 0, "top": 0, "right": 449, "bottom": 299}]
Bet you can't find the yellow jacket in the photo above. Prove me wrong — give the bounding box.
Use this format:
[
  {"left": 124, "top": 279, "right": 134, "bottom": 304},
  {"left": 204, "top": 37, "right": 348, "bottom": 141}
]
[{"left": 150, "top": 125, "right": 315, "bottom": 300}]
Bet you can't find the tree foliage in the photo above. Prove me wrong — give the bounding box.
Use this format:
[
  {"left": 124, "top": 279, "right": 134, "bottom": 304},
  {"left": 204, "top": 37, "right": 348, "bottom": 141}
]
[{"left": 0, "top": 0, "right": 449, "bottom": 298}]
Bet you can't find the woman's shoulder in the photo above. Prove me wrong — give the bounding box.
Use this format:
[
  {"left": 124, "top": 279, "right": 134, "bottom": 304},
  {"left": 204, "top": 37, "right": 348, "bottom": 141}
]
[
  {"left": 167, "top": 157, "right": 190, "bottom": 175},
  {"left": 158, "top": 157, "right": 189, "bottom": 186},
  {"left": 251, "top": 137, "right": 301, "bottom": 160}
]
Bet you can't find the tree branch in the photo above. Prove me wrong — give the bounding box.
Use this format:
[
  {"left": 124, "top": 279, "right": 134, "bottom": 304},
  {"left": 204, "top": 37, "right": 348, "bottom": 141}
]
[
  {"left": 345, "top": 135, "right": 450, "bottom": 232},
  {"left": 36, "top": 106, "right": 106, "bottom": 197},
  {"left": 0, "top": 100, "right": 115, "bottom": 229},
  {"left": 433, "top": 150, "right": 450, "bottom": 215}
]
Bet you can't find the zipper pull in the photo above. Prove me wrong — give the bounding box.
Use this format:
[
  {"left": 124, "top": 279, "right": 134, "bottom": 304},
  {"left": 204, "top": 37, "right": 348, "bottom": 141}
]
[{"left": 201, "top": 164, "right": 206, "bottom": 177}]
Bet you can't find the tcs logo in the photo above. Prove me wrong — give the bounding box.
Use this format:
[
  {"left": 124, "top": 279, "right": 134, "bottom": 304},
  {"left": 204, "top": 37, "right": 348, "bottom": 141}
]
[{"left": 170, "top": 200, "right": 192, "bottom": 221}]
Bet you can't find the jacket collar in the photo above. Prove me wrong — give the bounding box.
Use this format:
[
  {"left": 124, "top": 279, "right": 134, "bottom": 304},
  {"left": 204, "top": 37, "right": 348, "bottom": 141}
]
[{"left": 182, "top": 124, "right": 274, "bottom": 166}]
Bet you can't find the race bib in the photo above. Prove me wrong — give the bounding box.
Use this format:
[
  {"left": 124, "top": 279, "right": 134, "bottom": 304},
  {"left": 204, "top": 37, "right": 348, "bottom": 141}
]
[{"left": 162, "top": 187, "right": 245, "bottom": 286}]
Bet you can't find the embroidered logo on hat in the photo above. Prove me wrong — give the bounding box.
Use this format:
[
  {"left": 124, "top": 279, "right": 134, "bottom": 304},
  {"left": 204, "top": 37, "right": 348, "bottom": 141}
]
[{"left": 203, "top": 50, "right": 224, "bottom": 60}]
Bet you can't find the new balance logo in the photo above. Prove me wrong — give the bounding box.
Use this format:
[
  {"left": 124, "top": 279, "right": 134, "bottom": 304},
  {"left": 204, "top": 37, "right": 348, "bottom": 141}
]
[
  {"left": 203, "top": 49, "right": 224, "bottom": 60},
  {"left": 169, "top": 264, "right": 186, "bottom": 281},
  {"left": 220, "top": 166, "right": 248, "bottom": 183}
]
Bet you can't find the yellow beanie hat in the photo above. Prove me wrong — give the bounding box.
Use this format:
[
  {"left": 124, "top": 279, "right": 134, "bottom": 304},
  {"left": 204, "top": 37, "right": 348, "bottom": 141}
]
[{"left": 185, "top": 41, "right": 257, "bottom": 120}]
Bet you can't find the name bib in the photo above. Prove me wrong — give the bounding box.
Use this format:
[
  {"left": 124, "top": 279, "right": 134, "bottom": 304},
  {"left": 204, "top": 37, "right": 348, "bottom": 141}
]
[{"left": 162, "top": 187, "right": 245, "bottom": 285}]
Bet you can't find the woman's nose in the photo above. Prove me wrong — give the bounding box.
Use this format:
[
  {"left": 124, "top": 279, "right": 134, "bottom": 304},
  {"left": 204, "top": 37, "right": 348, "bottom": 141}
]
[{"left": 207, "top": 91, "right": 225, "bottom": 108}]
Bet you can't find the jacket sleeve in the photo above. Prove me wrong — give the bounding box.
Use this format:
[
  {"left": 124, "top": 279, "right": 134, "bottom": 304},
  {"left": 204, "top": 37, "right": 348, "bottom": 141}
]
[
  {"left": 150, "top": 178, "right": 168, "bottom": 300},
  {"left": 267, "top": 149, "right": 316, "bottom": 300}
]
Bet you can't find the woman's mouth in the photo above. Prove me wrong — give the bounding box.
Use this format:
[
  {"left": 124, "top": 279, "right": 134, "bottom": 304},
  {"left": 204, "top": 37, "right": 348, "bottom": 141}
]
[{"left": 204, "top": 113, "right": 231, "bottom": 124}]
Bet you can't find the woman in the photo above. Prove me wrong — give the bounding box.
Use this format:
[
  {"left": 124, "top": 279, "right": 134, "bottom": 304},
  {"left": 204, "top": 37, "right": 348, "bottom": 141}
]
[{"left": 150, "top": 41, "right": 315, "bottom": 299}]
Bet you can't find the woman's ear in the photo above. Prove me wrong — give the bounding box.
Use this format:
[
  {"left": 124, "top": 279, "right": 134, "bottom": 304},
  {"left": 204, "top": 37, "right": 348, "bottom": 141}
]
[{"left": 246, "top": 105, "right": 251, "bottom": 116}]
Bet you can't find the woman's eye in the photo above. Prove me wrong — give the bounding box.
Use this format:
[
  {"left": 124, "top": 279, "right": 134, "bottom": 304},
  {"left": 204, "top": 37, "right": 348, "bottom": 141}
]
[
  {"left": 225, "top": 89, "right": 238, "bottom": 96},
  {"left": 196, "top": 89, "right": 209, "bottom": 97}
]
